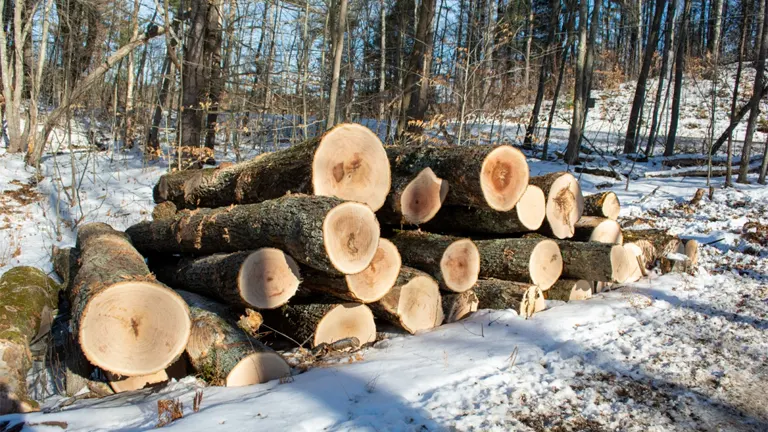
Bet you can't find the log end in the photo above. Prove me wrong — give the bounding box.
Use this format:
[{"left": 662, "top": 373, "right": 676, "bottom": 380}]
[
  {"left": 314, "top": 304, "right": 377, "bottom": 347},
  {"left": 520, "top": 286, "right": 546, "bottom": 318},
  {"left": 516, "top": 185, "right": 546, "bottom": 230},
  {"left": 623, "top": 243, "right": 645, "bottom": 283},
  {"left": 400, "top": 168, "right": 448, "bottom": 225},
  {"left": 396, "top": 275, "right": 444, "bottom": 333},
  {"left": 312, "top": 123, "right": 391, "bottom": 211},
  {"left": 480, "top": 145, "right": 529, "bottom": 211},
  {"left": 440, "top": 239, "right": 481, "bottom": 292},
  {"left": 530, "top": 239, "right": 563, "bottom": 291},
  {"left": 323, "top": 202, "right": 381, "bottom": 274},
  {"left": 684, "top": 239, "right": 699, "bottom": 267},
  {"left": 107, "top": 369, "right": 169, "bottom": 393},
  {"left": 225, "top": 351, "right": 291, "bottom": 387},
  {"left": 583, "top": 217, "right": 624, "bottom": 244},
  {"left": 345, "top": 239, "right": 402, "bottom": 302},
  {"left": 545, "top": 172, "right": 583, "bottom": 238},
  {"left": 239, "top": 248, "right": 301, "bottom": 309},
  {"left": 610, "top": 244, "right": 632, "bottom": 283},
  {"left": 602, "top": 192, "right": 620, "bottom": 220},
  {"left": 79, "top": 281, "right": 191, "bottom": 377}
]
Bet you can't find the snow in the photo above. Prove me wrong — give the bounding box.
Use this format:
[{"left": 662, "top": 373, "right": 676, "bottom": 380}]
[{"left": 2, "top": 74, "right": 768, "bottom": 430}]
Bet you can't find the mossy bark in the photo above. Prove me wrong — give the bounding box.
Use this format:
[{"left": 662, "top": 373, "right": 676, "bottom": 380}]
[
  {"left": 421, "top": 206, "right": 533, "bottom": 235},
  {"left": 582, "top": 192, "right": 619, "bottom": 219},
  {"left": 127, "top": 195, "right": 363, "bottom": 274},
  {"left": 474, "top": 238, "right": 541, "bottom": 284},
  {"left": 472, "top": 278, "right": 539, "bottom": 317},
  {"left": 151, "top": 251, "right": 266, "bottom": 309},
  {"left": 0, "top": 266, "right": 60, "bottom": 414},
  {"left": 556, "top": 240, "right": 622, "bottom": 282},
  {"left": 178, "top": 291, "right": 288, "bottom": 386},
  {"left": 442, "top": 291, "right": 479, "bottom": 323},
  {"left": 388, "top": 231, "right": 467, "bottom": 289}
]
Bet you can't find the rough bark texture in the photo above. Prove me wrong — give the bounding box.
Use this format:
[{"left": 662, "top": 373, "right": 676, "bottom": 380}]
[
  {"left": 474, "top": 238, "right": 560, "bottom": 289},
  {"left": 545, "top": 279, "right": 593, "bottom": 302},
  {"left": 582, "top": 192, "right": 620, "bottom": 220},
  {"left": 442, "top": 291, "right": 479, "bottom": 323},
  {"left": 555, "top": 240, "right": 626, "bottom": 282},
  {"left": 262, "top": 303, "right": 337, "bottom": 347},
  {"left": 386, "top": 145, "right": 528, "bottom": 210},
  {"left": 153, "top": 168, "right": 213, "bottom": 207},
  {"left": 472, "top": 278, "right": 543, "bottom": 318},
  {"left": 297, "top": 267, "right": 382, "bottom": 303},
  {"left": 621, "top": 229, "right": 681, "bottom": 262},
  {"left": 127, "top": 195, "right": 377, "bottom": 275},
  {"left": 388, "top": 231, "right": 476, "bottom": 291},
  {"left": 178, "top": 291, "right": 289, "bottom": 386},
  {"left": 52, "top": 246, "right": 80, "bottom": 290},
  {"left": 369, "top": 266, "right": 444, "bottom": 333},
  {"left": 422, "top": 206, "right": 533, "bottom": 235},
  {"left": 0, "top": 267, "right": 60, "bottom": 414}
]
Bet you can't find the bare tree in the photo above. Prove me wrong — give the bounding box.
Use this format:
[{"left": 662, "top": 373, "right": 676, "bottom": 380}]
[{"left": 327, "top": 0, "right": 349, "bottom": 129}]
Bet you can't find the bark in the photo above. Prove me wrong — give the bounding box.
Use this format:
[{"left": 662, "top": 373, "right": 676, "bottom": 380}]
[
  {"left": 474, "top": 238, "right": 562, "bottom": 290},
  {"left": 739, "top": 0, "right": 768, "bottom": 183},
  {"left": 441, "top": 291, "right": 479, "bottom": 323},
  {"left": 646, "top": 0, "right": 677, "bottom": 156},
  {"left": 555, "top": 240, "right": 630, "bottom": 282},
  {"left": 386, "top": 144, "right": 529, "bottom": 211},
  {"left": 665, "top": 0, "right": 692, "bottom": 156},
  {"left": 178, "top": 290, "right": 290, "bottom": 386},
  {"left": 524, "top": 0, "right": 560, "bottom": 148},
  {"left": 545, "top": 279, "right": 593, "bottom": 302},
  {"left": 0, "top": 267, "right": 60, "bottom": 414},
  {"left": 708, "top": 0, "right": 724, "bottom": 55},
  {"left": 725, "top": 0, "right": 751, "bottom": 185},
  {"left": 126, "top": 195, "right": 379, "bottom": 275},
  {"left": 565, "top": 0, "right": 589, "bottom": 164},
  {"left": 621, "top": 229, "right": 681, "bottom": 262},
  {"left": 204, "top": 0, "right": 224, "bottom": 149},
  {"left": 421, "top": 203, "right": 541, "bottom": 235},
  {"left": 122, "top": 0, "right": 140, "bottom": 148},
  {"left": 180, "top": 0, "right": 212, "bottom": 148},
  {"left": 153, "top": 168, "right": 213, "bottom": 206},
  {"left": 708, "top": 83, "right": 768, "bottom": 155},
  {"left": 71, "top": 223, "right": 191, "bottom": 376},
  {"left": 624, "top": 0, "right": 666, "bottom": 153},
  {"left": 261, "top": 302, "right": 376, "bottom": 348},
  {"left": 152, "top": 202, "right": 178, "bottom": 220},
  {"left": 472, "top": 278, "right": 544, "bottom": 318},
  {"left": 572, "top": 217, "right": 623, "bottom": 244},
  {"left": 369, "top": 266, "right": 444, "bottom": 334},
  {"left": 582, "top": 192, "right": 620, "bottom": 220},
  {"left": 388, "top": 230, "right": 479, "bottom": 292},
  {"left": 327, "top": 0, "right": 348, "bottom": 128}
]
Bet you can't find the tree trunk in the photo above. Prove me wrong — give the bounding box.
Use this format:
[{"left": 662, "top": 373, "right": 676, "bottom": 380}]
[
  {"left": 555, "top": 240, "right": 631, "bottom": 282},
  {"left": 369, "top": 266, "right": 444, "bottom": 334},
  {"left": 147, "top": 55, "right": 174, "bottom": 151},
  {"left": 180, "top": 0, "right": 212, "bottom": 148},
  {"left": 386, "top": 144, "right": 529, "bottom": 211},
  {"left": 582, "top": 191, "right": 621, "bottom": 220},
  {"left": 474, "top": 238, "right": 563, "bottom": 290},
  {"left": 327, "top": 0, "right": 348, "bottom": 128},
  {"left": 122, "top": 0, "right": 140, "bottom": 149},
  {"left": 262, "top": 302, "right": 376, "bottom": 348},
  {"left": 726, "top": 0, "right": 752, "bottom": 185},
  {"left": 530, "top": 172, "right": 584, "bottom": 238},
  {"left": 297, "top": 239, "right": 402, "bottom": 303},
  {"left": 0, "top": 267, "right": 60, "bottom": 414},
  {"left": 442, "top": 290, "right": 479, "bottom": 323},
  {"left": 126, "top": 195, "right": 380, "bottom": 275},
  {"left": 545, "top": 279, "right": 592, "bottom": 301},
  {"left": 376, "top": 168, "right": 448, "bottom": 226},
  {"left": 421, "top": 184, "right": 545, "bottom": 234},
  {"left": 472, "top": 278, "right": 545, "bottom": 318},
  {"left": 398, "top": 0, "right": 437, "bottom": 139},
  {"left": 71, "top": 223, "right": 191, "bottom": 377},
  {"left": 739, "top": 0, "right": 768, "bottom": 183},
  {"left": 388, "top": 231, "right": 480, "bottom": 292},
  {"left": 524, "top": 0, "right": 560, "bottom": 148},
  {"left": 708, "top": 0, "right": 724, "bottom": 55},
  {"left": 624, "top": 0, "right": 666, "bottom": 153},
  {"left": 708, "top": 83, "right": 768, "bottom": 155},
  {"left": 173, "top": 124, "right": 390, "bottom": 211},
  {"left": 178, "top": 290, "right": 290, "bottom": 386},
  {"left": 573, "top": 217, "right": 623, "bottom": 244},
  {"left": 153, "top": 167, "right": 212, "bottom": 206},
  {"left": 665, "top": 0, "right": 692, "bottom": 156},
  {"left": 151, "top": 249, "right": 301, "bottom": 310},
  {"left": 565, "top": 0, "right": 589, "bottom": 164},
  {"left": 204, "top": 0, "right": 224, "bottom": 149},
  {"left": 646, "top": 0, "right": 677, "bottom": 156}
]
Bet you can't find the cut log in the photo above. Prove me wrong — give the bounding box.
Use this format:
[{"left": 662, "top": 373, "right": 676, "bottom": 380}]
[
  {"left": 72, "top": 222, "right": 191, "bottom": 377},
  {"left": 573, "top": 217, "right": 623, "bottom": 244},
  {"left": 127, "top": 195, "right": 380, "bottom": 275},
  {"left": 420, "top": 184, "right": 546, "bottom": 234},
  {"left": 474, "top": 238, "right": 562, "bottom": 290},
  {"left": 151, "top": 248, "right": 301, "bottom": 309},
  {"left": 441, "top": 291, "right": 479, "bottom": 323},
  {"left": 582, "top": 191, "right": 620, "bottom": 220},
  {"left": 0, "top": 267, "right": 60, "bottom": 414},
  {"left": 386, "top": 144, "right": 529, "bottom": 211},
  {"left": 626, "top": 240, "right": 656, "bottom": 269},
  {"left": 377, "top": 168, "right": 448, "bottom": 225},
  {"left": 52, "top": 246, "right": 80, "bottom": 290},
  {"left": 177, "top": 291, "right": 291, "bottom": 386},
  {"left": 152, "top": 201, "right": 178, "bottom": 220},
  {"left": 181, "top": 123, "right": 391, "bottom": 211},
  {"left": 369, "top": 266, "right": 444, "bottom": 333},
  {"left": 684, "top": 239, "right": 699, "bottom": 267},
  {"left": 621, "top": 229, "right": 681, "bottom": 263},
  {"left": 623, "top": 243, "right": 646, "bottom": 282},
  {"left": 594, "top": 281, "right": 614, "bottom": 293},
  {"left": 545, "top": 279, "right": 593, "bottom": 301},
  {"left": 667, "top": 239, "right": 698, "bottom": 273},
  {"left": 299, "top": 239, "right": 401, "bottom": 303},
  {"left": 107, "top": 369, "right": 168, "bottom": 393},
  {"left": 153, "top": 168, "right": 212, "bottom": 206},
  {"left": 262, "top": 302, "right": 377, "bottom": 348},
  {"left": 530, "top": 172, "right": 584, "bottom": 238},
  {"left": 388, "top": 231, "right": 480, "bottom": 292},
  {"left": 472, "top": 279, "right": 545, "bottom": 318},
  {"left": 555, "top": 240, "right": 631, "bottom": 282}
]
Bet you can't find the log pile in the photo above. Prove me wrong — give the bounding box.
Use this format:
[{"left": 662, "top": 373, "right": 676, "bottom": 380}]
[{"left": 2, "top": 123, "right": 703, "bottom": 412}]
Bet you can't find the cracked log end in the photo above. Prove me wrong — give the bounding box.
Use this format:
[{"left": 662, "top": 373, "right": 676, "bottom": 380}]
[
  {"left": 440, "top": 239, "right": 481, "bottom": 292},
  {"left": 400, "top": 168, "right": 449, "bottom": 224},
  {"left": 516, "top": 185, "right": 546, "bottom": 230},
  {"left": 480, "top": 145, "right": 530, "bottom": 211},
  {"left": 312, "top": 123, "right": 391, "bottom": 211},
  {"left": 530, "top": 239, "right": 563, "bottom": 291},
  {"left": 544, "top": 172, "right": 584, "bottom": 238},
  {"left": 314, "top": 304, "right": 377, "bottom": 347},
  {"left": 323, "top": 201, "right": 381, "bottom": 274},
  {"left": 79, "top": 281, "right": 191, "bottom": 377},
  {"left": 345, "top": 239, "right": 402, "bottom": 302},
  {"left": 238, "top": 248, "right": 301, "bottom": 309}
]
